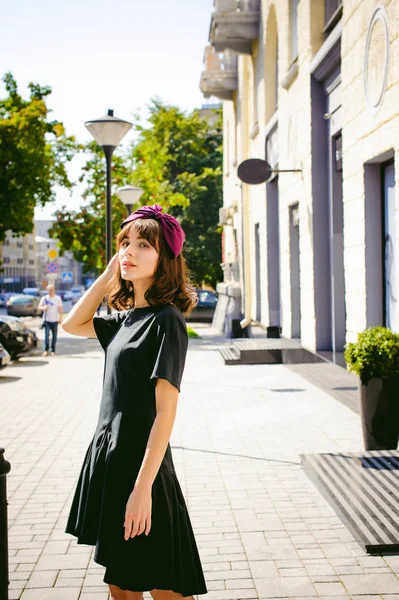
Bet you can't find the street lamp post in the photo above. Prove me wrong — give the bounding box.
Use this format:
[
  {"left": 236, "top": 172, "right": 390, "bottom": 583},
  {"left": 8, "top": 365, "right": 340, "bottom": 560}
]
[
  {"left": 84, "top": 109, "right": 132, "bottom": 314},
  {"left": 116, "top": 185, "right": 144, "bottom": 217},
  {"left": 84, "top": 109, "right": 133, "bottom": 266}
]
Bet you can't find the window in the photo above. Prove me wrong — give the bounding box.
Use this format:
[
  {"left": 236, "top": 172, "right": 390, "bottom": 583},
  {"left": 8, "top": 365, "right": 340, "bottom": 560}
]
[
  {"left": 265, "top": 4, "right": 279, "bottom": 123},
  {"left": 276, "top": 43, "right": 279, "bottom": 108},
  {"left": 291, "top": 0, "right": 299, "bottom": 62},
  {"left": 252, "top": 41, "right": 259, "bottom": 128},
  {"left": 3, "top": 257, "right": 10, "bottom": 264},
  {"left": 29, "top": 260, "right": 34, "bottom": 265},
  {"left": 324, "top": 0, "right": 343, "bottom": 36},
  {"left": 225, "top": 120, "right": 230, "bottom": 174},
  {"left": 29, "top": 244, "right": 33, "bottom": 250},
  {"left": 17, "top": 258, "right": 23, "bottom": 264}
]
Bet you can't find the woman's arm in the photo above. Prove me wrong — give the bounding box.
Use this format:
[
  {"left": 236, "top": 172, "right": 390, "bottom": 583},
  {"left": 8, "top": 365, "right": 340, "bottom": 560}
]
[
  {"left": 136, "top": 379, "right": 179, "bottom": 488},
  {"left": 123, "top": 379, "right": 179, "bottom": 540},
  {"left": 62, "top": 254, "right": 118, "bottom": 337}
]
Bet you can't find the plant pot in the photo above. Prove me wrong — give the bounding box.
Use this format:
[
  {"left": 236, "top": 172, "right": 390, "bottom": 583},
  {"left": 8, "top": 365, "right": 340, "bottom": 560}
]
[{"left": 360, "top": 377, "right": 399, "bottom": 450}]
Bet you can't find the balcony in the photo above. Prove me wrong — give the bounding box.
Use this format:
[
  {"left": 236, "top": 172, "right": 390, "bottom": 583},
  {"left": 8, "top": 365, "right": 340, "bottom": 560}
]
[
  {"left": 200, "top": 46, "right": 238, "bottom": 101},
  {"left": 209, "top": 0, "right": 260, "bottom": 55}
]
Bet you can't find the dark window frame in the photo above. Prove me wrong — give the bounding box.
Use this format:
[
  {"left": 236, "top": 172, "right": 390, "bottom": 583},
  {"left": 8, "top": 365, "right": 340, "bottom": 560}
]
[{"left": 323, "top": 0, "right": 343, "bottom": 37}]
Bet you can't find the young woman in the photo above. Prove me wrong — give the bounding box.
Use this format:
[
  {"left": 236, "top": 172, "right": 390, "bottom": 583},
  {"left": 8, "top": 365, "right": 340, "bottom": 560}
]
[{"left": 62, "top": 204, "right": 208, "bottom": 600}]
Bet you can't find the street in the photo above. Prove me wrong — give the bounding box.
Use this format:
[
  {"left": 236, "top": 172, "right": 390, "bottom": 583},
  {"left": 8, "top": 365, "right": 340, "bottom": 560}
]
[{"left": 2, "top": 323, "right": 399, "bottom": 599}]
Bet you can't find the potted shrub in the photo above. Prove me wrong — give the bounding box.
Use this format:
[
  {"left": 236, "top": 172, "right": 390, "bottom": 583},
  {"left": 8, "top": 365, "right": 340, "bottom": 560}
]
[{"left": 345, "top": 326, "right": 399, "bottom": 451}]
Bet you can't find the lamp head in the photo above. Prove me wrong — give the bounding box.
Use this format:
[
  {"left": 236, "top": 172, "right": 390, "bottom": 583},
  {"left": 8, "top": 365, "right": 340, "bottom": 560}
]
[{"left": 84, "top": 109, "right": 132, "bottom": 148}]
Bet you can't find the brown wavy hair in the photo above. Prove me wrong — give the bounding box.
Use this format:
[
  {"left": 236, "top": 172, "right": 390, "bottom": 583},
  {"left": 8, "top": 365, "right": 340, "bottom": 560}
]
[{"left": 107, "top": 218, "right": 197, "bottom": 316}]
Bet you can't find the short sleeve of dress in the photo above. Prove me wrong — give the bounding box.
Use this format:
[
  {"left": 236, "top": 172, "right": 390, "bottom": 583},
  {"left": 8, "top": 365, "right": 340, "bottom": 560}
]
[
  {"left": 150, "top": 308, "right": 188, "bottom": 392},
  {"left": 93, "top": 311, "right": 127, "bottom": 351}
]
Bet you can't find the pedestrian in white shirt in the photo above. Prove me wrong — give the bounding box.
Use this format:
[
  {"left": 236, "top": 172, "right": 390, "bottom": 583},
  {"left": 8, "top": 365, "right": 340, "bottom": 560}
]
[{"left": 38, "top": 284, "right": 63, "bottom": 356}]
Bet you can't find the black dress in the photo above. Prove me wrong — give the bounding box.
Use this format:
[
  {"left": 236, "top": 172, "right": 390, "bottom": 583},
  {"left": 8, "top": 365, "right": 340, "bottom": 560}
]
[{"left": 65, "top": 303, "right": 208, "bottom": 596}]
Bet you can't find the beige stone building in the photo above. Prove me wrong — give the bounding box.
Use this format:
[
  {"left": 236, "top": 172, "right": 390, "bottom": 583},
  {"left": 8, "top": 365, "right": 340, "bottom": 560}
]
[
  {"left": 0, "top": 222, "right": 83, "bottom": 293},
  {"left": 201, "top": 0, "right": 399, "bottom": 364},
  {"left": 0, "top": 230, "right": 36, "bottom": 292}
]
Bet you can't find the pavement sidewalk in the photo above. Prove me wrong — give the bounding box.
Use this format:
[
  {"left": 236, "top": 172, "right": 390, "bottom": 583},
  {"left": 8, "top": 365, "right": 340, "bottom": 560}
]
[{"left": 1, "top": 323, "right": 399, "bottom": 599}]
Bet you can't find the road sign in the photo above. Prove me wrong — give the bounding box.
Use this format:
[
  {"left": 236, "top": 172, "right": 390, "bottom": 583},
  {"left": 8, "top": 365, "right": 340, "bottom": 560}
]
[
  {"left": 47, "top": 273, "right": 59, "bottom": 280},
  {"left": 48, "top": 248, "right": 58, "bottom": 260},
  {"left": 47, "top": 262, "right": 58, "bottom": 273},
  {"left": 62, "top": 271, "right": 73, "bottom": 282}
]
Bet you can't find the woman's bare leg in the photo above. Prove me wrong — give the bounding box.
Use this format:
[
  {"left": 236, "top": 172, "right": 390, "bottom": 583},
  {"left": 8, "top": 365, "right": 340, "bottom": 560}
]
[
  {"left": 149, "top": 591, "right": 194, "bottom": 600},
  {"left": 108, "top": 584, "right": 144, "bottom": 600}
]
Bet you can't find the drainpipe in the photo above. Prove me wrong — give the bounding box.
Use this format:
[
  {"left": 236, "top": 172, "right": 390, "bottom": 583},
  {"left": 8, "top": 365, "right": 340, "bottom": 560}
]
[{"left": 240, "top": 56, "right": 252, "bottom": 330}]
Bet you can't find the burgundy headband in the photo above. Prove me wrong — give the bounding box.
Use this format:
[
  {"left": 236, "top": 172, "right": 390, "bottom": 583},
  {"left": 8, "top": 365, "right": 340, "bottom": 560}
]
[{"left": 120, "top": 204, "right": 185, "bottom": 258}]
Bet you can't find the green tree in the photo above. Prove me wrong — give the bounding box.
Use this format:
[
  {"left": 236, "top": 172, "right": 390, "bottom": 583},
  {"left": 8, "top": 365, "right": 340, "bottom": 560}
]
[
  {"left": 52, "top": 100, "right": 223, "bottom": 285},
  {"left": 49, "top": 142, "right": 133, "bottom": 273},
  {"left": 0, "top": 72, "right": 77, "bottom": 242},
  {"left": 131, "top": 101, "right": 223, "bottom": 287}
]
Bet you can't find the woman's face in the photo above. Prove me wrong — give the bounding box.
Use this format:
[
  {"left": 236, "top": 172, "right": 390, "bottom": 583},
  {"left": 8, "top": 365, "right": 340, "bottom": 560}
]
[{"left": 119, "top": 226, "right": 159, "bottom": 284}]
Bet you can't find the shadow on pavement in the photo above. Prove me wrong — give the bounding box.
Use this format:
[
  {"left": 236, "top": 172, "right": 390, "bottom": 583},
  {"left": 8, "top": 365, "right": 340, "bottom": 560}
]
[
  {"left": 57, "top": 337, "right": 103, "bottom": 358},
  {"left": 171, "top": 444, "right": 300, "bottom": 466},
  {"left": 8, "top": 359, "right": 48, "bottom": 367},
  {"left": 0, "top": 375, "right": 22, "bottom": 383}
]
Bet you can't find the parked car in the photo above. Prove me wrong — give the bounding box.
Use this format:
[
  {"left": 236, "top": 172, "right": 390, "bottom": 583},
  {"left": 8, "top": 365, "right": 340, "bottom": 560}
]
[
  {"left": 0, "top": 315, "right": 37, "bottom": 359},
  {"left": 6, "top": 294, "right": 40, "bottom": 317},
  {"left": 69, "top": 286, "right": 85, "bottom": 305},
  {"left": 0, "top": 293, "right": 12, "bottom": 308},
  {"left": 0, "top": 342, "right": 11, "bottom": 370},
  {"left": 187, "top": 289, "right": 218, "bottom": 322},
  {"left": 22, "top": 287, "right": 40, "bottom": 297},
  {"left": 56, "top": 290, "right": 69, "bottom": 301}
]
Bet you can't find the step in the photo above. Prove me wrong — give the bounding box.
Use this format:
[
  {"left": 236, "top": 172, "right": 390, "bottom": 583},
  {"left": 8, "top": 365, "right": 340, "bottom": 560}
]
[
  {"left": 219, "top": 346, "right": 241, "bottom": 365},
  {"left": 301, "top": 450, "right": 399, "bottom": 554}
]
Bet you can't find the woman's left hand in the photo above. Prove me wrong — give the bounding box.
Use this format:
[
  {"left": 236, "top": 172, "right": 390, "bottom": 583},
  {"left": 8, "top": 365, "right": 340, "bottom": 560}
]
[{"left": 124, "top": 484, "right": 152, "bottom": 540}]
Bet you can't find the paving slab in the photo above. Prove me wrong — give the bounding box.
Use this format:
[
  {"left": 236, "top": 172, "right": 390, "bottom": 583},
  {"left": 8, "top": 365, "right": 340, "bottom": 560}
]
[{"left": 2, "top": 325, "right": 399, "bottom": 599}]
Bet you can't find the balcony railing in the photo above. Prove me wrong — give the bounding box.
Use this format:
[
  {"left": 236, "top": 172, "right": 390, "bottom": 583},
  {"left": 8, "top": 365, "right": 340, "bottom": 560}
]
[
  {"left": 209, "top": 0, "right": 260, "bottom": 55},
  {"left": 200, "top": 46, "right": 238, "bottom": 101}
]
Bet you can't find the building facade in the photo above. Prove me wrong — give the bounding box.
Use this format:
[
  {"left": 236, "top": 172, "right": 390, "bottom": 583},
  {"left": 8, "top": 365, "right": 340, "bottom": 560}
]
[
  {"left": 0, "top": 222, "right": 84, "bottom": 293},
  {"left": 35, "top": 220, "right": 83, "bottom": 290},
  {"left": 0, "top": 231, "right": 36, "bottom": 292},
  {"left": 201, "top": 0, "right": 399, "bottom": 364}
]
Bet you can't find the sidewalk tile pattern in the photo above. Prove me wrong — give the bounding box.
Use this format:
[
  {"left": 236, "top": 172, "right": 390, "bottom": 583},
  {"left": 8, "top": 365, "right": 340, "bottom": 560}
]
[{"left": 1, "top": 330, "right": 399, "bottom": 599}]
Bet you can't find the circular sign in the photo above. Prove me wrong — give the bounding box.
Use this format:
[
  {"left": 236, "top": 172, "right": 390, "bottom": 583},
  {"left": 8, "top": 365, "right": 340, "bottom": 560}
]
[
  {"left": 47, "top": 262, "right": 58, "bottom": 273},
  {"left": 237, "top": 159, "right": 273, "bottom": 185},
  {"left": 364, "top": 6, "right": 390, "bottom": 113}
]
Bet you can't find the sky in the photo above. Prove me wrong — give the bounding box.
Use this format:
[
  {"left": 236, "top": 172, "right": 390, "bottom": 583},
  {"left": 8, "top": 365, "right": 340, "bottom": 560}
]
[{"left": 0, "top": 0, "right": 216, "bottom": 220}]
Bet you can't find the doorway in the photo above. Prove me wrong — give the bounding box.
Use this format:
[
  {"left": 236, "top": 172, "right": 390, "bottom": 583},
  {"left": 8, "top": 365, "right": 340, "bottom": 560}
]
[
  {"left": 311, "top": 67, "right": 346, "bottom": 362},
  {"left": 383, "top": 161, "right": 396, "bottom": 331},
  {"left": 254, "top": 223, "right": 261, "bottom": 322},
  {"left": 266, "top": 177, "right": 281, "bottom": 333},
  {"left": 329, "top": 129, "right": 346, "bottom": 356},
  {"left": 289, "top": 203, "right": 301, "bottom": 338}
]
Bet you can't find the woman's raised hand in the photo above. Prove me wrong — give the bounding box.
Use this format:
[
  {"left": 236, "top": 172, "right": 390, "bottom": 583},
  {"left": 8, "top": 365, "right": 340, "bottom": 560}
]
[{"left": 104, "top": 253, "right": 119, "bottom": 279}]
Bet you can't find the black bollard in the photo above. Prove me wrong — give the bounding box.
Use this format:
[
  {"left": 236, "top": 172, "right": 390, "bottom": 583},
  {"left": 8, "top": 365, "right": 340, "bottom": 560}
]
[{"left": 0, "top": 448, "right": 11, "bottom": 600}]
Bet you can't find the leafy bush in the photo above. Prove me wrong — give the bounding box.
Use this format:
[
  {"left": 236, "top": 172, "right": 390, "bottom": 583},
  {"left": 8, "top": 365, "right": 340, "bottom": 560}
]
[{"left": 344, "top": 326, "right": 399, "bottom": 385}]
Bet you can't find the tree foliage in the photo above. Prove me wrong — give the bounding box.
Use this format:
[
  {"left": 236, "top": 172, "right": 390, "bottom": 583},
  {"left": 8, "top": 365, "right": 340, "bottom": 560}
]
[
  {"left": 51, "top": 100, "right": 223, "bottom": 285},
  {"left": 49, "top": 142, "right": 133, "bottom": 273},
  {"left": 0, "top": 73, "right": 77, "bottom": 242},
  {"left": 132, "top": 101, "right": 223, "bottom": 287}
]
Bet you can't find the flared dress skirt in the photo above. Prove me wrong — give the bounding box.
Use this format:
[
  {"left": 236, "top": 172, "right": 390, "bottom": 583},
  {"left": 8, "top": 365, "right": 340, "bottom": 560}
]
[{"left": 65, "top": 304, "right": 208, "bottom": 596}]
